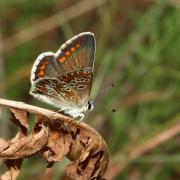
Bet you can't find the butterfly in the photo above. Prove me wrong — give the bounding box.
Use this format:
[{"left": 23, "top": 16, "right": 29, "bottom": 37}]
[{"left": 30, "top": 32, "right": 96, "bottom": 120}]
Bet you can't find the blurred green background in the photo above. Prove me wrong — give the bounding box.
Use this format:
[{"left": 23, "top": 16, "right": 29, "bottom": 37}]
[{"left": 0, "top": 0, "right": 180, "bottom": 179}]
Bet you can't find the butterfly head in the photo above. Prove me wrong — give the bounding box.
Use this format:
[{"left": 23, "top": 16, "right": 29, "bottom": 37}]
[
  {"left": 87, "top": 99, "right": 95, "bottom": 111},
  {"left": 62, "top": 99, "right": 95, "bottom": 121}
]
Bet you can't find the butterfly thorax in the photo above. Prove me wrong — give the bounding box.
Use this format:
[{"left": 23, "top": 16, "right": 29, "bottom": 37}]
[{"left": 63, "top": 99, "right": 95, "bottom": 120}]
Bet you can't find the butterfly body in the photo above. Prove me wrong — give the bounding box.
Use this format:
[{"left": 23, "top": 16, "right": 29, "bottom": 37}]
[{"left": 30, "top": 32, "right": 96, "bottom": 120}]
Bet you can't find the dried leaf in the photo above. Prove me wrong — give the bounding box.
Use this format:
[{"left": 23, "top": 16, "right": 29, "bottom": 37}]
[
  {"left": 1, "top": 159, "right": 22, "bottom": 180},
  {"left": 10, "top": 108, "right": 29, "bottom": 128},
  {"left": 0, "top": 124, "right": 48, "bottom": 159},
  {"left": 65, "top": 125, "right": 109, "bottom": 180},
  {"left": 0, "top": 98, "right": 109, "bottom": 179},
  {"left": 42, "top": 129, "right": 72, "bottom": 163},
  {"left": 67, "top": 150, "right": 108, "bottom": 180},
  {"left": 0, "top": 138, "right": 9, "bottom": 153},
  {"left": 66, "top": 131, "right": 84, "bottom": 161}
]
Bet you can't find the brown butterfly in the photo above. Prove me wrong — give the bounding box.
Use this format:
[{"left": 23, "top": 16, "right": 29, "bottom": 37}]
[{"left": 30, "top": 32, "right": 96, "bottom": 120}]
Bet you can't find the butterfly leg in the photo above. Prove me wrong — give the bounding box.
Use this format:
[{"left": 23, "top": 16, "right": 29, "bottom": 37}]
[
  {"left": 57, "top": 108, "right": 66, "bottom": 113},
  {"left": 76, "top": 114, "right": 84, "bottom": 127},
  {"left": 79, "top": 113, "right": 84, "bottom": 121},
  {"left": 50, "top": 109, "right": 64, "bottom": 117}
]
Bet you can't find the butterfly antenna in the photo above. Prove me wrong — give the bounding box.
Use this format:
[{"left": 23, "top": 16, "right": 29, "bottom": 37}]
[
  {"left": 95, "top": 82, "right": 117, "bottom": 103},
  {"left": 93, "top": 82, "right": 118, "bottom": 114}
]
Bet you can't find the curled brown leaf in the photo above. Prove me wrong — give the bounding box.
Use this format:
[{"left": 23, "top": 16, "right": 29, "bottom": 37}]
[
  {"left": 1, "top": 159, "right": 22, "bottom": 180},
  {"left": 0, "top": 138, "right": 9, "bottom": 153},
  {"left": 0, "top": 124, "right": 48, "bottom": 159},
  {"left": 10, "top": 108, "right": 29, "bottom": 128},
  {"left": 0, "top": 98, "right": 109, "bottom": 180}
]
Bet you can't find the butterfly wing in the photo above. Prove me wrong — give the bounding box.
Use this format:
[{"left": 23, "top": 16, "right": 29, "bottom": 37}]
[
  {"left": 57, "top": 68, "right": 93, "bottom": 106},
  {"left": 30, "top": 32, "right": 95, "bottom": 83},
  {"left": 30, "top": 78, "right": 72, "bottom": 109},
  {"left": 30, "top": 32, "right": 95, "bottom": 110},
  {"left": 30, "top": 68, "right": 93, "bottom": 109},
  {"left": 55, "top": 32, "right": 95, "bottom": 73},
  {"left": 30, "top": 52, "right": 60, "bottom": 83}
]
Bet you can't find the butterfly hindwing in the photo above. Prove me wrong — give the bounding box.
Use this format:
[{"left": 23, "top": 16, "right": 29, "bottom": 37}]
[
  {"left": 58, "top": 67, "right": 93, "bottom": 106},
  {"left": 30, "top": 68, "right": 93, "bottom": 109}
]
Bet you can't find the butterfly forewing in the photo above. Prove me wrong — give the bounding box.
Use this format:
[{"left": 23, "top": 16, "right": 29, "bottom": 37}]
[
  {"left": 55, "top": 32, "right": 95, "bottom": 73},
  {"left": 31, "top": 33, "right": 95, "bottom": 82}
]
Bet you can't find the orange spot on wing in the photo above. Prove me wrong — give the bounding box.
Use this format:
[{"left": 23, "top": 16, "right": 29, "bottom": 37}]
[
  {"left": 40, "top": 63, "right": 46, "bottom": 70},
  {"left": 59, "top": 56, "right": 66, "bottom": 63},
  {"left": 76, "top": 44, "right": 80, "bottom": 48},
  {"left": 71, "top": 47, "right": 75, "bottom": 52},
  {"left": 65, "top": 50, "right": 70, "bottom": 56},
  {"left": 37, "top": 70, "right": 44, "bottom": 77},
  {"left": 43, "top": 59, "right": 49, "bottom": 65}
]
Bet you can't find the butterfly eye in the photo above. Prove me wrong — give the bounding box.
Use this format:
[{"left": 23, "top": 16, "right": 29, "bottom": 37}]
[{"left": 87, "top": 100, "right": 95, "bottom": 111}]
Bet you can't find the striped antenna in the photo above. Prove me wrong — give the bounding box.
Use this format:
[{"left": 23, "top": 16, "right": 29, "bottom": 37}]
[{"left": 94, "top": 82, "right": 117, "bottom": 113}]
